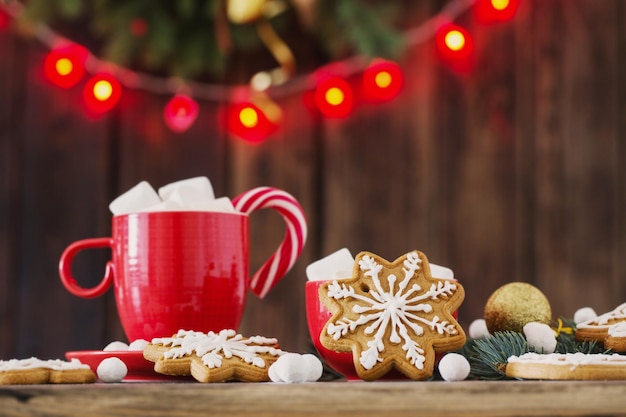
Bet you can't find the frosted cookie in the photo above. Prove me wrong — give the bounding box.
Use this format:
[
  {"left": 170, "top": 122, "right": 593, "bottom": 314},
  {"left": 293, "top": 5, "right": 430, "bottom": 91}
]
[
  {"left": 0, "top": 358, "right": 95, "bottom": 385},
  {"left": 319, "top": 250, "right": 466, "bottom": 381},
  {"left": 605, "top": 322, "right": 626, "bottom": 353},
  {"left": 576, "top": 302, "right": 626, "bottom": 351},
  {"left": 506, "top": 352, "right": 626, "bottom": 380},
  {"left": 144, "top": 329, "right": 284, "bottom": 382}
]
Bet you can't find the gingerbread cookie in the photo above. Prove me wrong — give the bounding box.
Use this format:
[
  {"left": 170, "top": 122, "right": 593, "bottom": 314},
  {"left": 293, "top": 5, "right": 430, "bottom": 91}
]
[
  {"left": 144, "top": 329, "right": 284, "bottom": 382},
  {"left": 605, "top": 322, "right": 626, "bottom": 352},
  {"left": 0, "top": 358, "right": 95, "bottom": 385},
  {"left": 319, "top": 250, "right": 466, "bottom": 381},
  {"left": 576, "top": 302, "right": 626, "bottom": 352},
  {"left": 506, "top": 352, "right": 626, "bottom": 380}
]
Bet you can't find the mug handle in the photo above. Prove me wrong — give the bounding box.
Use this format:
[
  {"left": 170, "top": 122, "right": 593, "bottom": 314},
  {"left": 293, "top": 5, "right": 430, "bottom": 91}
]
[
  {"left": 58, "top": 237, "right": 115, "bottom": 299},
  {"left": 233, "top": 187, "right": 307, "bottom": 298}
]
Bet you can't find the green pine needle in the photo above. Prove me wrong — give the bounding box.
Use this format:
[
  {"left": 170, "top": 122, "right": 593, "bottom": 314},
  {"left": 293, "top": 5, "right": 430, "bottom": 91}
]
[
  {"left": 459, "top": 319, "right": 614, "bottom": 380},
  {"left": 464, "top": 331, "right": 529, "bottom": 380}
]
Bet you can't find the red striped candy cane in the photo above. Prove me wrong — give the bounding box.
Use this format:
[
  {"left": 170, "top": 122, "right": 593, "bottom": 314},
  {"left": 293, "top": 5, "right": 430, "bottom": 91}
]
[{"left": 233, "top": 187, "right": 307, "bottom": 298}]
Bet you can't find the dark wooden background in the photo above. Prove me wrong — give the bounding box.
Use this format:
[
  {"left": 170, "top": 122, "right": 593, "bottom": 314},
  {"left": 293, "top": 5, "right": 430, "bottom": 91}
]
[{"left": 1, "top": 0, "right": 625, "bottom": 360}]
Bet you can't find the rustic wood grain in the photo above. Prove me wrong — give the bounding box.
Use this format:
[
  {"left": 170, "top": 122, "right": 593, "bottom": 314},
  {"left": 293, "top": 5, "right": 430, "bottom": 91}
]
[
  {"left": 0, "top": 31, "right": 23, "bottom": 360},
  {"left": 524, "top": 0, "right": 625, "bottom": 317},
  {"left": 1, "top": 381, "right": 626, "bottom": 417},
  {"left": 6, "top": 41, "right": 114, "bottom": 357}
]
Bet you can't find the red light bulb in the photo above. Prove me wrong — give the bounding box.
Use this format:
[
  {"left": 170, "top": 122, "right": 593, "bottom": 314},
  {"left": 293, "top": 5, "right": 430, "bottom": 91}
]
[
  {"left": 362, "top": 60, "right": 403, "bottom": 102},
  {"left": 314, "top": 77, "right": 354, "bottom": 118},
  {"left": 43, "top": 44, "right": 88, "bottom": 89},
  {"left": 474, "top": 0, "right": 519, "bottom": 24},
  {"left": 164, "top": 95, "right": 199, "bottom": 133},
  {"left": 435, "top": 24, "right": 474, "bottom": 71},
  {"left": 83, "top": 73, "right": 122, "bottom": 114},
  {"left": 227, "top": 102, "right": 277, "bottom": 144}
]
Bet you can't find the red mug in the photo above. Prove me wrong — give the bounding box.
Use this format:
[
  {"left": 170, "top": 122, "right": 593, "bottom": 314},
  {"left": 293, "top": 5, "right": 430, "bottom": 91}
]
[{"left": 59, "top": 187, "right": 307, "bottom": 342}]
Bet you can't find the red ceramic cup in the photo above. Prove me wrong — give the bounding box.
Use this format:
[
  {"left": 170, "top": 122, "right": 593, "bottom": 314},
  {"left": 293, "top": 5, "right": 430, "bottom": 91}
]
[
  {"left": 59, "top": 187, "right": 306, "bottom": 342},
  {"left": 306, "top": 280, "right": 361, "bottom": 380}
]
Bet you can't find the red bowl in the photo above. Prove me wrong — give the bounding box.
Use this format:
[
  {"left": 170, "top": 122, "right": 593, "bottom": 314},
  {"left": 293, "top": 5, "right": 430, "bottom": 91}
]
[
  {"left": 306, "top": 280, "right": 412, "bottom": 381},
  {"left": 306, "top": 279, "right": 458, "bottom": 381},
  {"left": 306, "top": 280, "right": 359, "bottom": 380}
]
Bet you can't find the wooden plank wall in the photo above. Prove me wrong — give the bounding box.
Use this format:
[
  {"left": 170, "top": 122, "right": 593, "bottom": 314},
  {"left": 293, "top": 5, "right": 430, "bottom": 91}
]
[{"left": 1, "top": 0, "right": 625, "bottom": 360}]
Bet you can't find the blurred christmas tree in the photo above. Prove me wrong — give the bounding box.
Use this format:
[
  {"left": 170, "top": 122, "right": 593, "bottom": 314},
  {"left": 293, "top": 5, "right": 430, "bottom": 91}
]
[{"left": 18, "top": 0, "right": 408, "bottom": 83}]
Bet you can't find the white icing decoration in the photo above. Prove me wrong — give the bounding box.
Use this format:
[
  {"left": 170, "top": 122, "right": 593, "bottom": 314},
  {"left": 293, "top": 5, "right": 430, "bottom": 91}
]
[
  {"left": 326, "top": 251, "right": 459, "bottom": 371},
  {"left": 152, "top": 329, "right": 283, "bottom": 369},
  {"left": 0, "top": 358, "right": 89, "bottom": 372},
  {"left": 577, "top": 303, "right": 626, "bottom": 328},
  {"left": 508, "top": 352, "right": 626, "bottom": 370},
  {"left": 608, "top": 322, "right": 626, "bottom": 337}
]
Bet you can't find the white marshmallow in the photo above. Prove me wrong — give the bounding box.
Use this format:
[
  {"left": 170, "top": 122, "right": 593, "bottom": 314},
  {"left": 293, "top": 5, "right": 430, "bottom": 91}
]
[
  {"left": 573, "top": 307, "right": 597, "bottom": 325},
  {"left": 158, "top": 177, "right": 215, "bottom": 206},
  {"left": 103, "top": 341, "right": 128, "bottom": 351},
  {"left": 109, "top": 181, "right": 161, "bottom": 215},
  {"left": 268, "top": 353, "right": 323, "bottom": 383},
  {"left": 97, "top": 357, "right": 128, "bottom": 383},
  {"left": 438, "top": 353, "right": 470, "bottom": 381},
  {"left": 127, "top": 339, "right": 149, "bottom": 351},
  {"left": 193, "top": 197, "right": 236, "bottom": 213},
  {"left": 141, "top": 200, "right": 184, "bottom": 212},
  {"left": 430, "top": 263, "right": 454, "bottom": 280},
  {"left": 306, "top": 248, "right": 355, "bottom": 281},
  {"left": 468, "top": 319, "right": 490, "bottom": 339},
  {"left": 523, "top": 322, "right": 557, "bottom": 354}
]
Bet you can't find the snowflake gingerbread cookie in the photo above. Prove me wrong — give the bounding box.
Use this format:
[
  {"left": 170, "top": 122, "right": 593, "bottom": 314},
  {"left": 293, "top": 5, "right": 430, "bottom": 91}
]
[
  {"left": 576, "top": 302, "right": 626, "bottom": 352},
  {"left": 319, "top": 250, "right": 466, "bottom": 381},
  {"left": 143, "top": 329, "right": 284, "bottom": 382},
  {"left": 0, "top": 358, "right": 95, "bottom": 385}
]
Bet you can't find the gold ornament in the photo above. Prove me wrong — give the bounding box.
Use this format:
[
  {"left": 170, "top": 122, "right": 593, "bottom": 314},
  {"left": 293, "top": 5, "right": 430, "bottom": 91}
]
[
  {"left": 227, "top": 0, "right": 267, "bottom": 24},
  {"left": 227, "top": 0, "right": 296, "bottom": 85},
  {"left": 484, "top": 282, "right": 552, "bottom": 334}
]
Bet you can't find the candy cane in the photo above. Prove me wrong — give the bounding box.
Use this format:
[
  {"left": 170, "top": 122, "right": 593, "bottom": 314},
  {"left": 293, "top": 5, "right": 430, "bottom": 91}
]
[{"left": 233, "top": 187, "right": 307, "bottom": 298}]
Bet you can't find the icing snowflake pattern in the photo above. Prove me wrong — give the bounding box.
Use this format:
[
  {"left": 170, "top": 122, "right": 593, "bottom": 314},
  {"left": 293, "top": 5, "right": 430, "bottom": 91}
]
[
  {"left": 325, "top": 251, "right": 461, "bottom": 371},
  {"left": 154, "top": 329, "right": 283, "bottom": 369}
]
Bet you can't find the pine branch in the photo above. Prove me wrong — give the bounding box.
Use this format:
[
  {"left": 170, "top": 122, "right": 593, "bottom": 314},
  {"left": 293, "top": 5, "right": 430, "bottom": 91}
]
[
  {"left": 464, "top": 331, "right": 529, "bottom": 380},
  {"left": 458, "top": 321, "right": 613, "bottom": 380}
]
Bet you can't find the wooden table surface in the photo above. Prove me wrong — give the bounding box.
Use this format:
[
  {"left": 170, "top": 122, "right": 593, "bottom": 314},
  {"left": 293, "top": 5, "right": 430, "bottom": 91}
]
[{"left": 1, "top": 380, "right": 626, "bottom": 417}]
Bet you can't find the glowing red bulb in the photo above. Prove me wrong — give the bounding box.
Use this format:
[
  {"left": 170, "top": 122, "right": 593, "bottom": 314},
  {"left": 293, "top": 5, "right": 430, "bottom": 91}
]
[
  {"left": 164, "top": 95, "right": 199, "bottom": 133},
  {"left": 435, "top": 24, "right": 474, "bottom": 71},
  {"left": 362, "top": 60, "right": 403, "bottom": 102},
  {"left": 227, "top": 102, "right": 277, "bottom": 143},
  {"left": 314, "top": 77, "right": 354, "bottom": 118},
  {"left": 43, "top": 44, "right": 87, "bottom": 89},
  {"left": 474, "top": 0, "right": 519, "bottom": 24},
  {"left": 83, "top": 73, "right": 122, "bottom": 114}
]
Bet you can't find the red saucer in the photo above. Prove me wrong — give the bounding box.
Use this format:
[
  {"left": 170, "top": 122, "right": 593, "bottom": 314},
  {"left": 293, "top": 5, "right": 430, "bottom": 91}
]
[{"left": 65, "top": 350, "right": 190, "bottom": 382}]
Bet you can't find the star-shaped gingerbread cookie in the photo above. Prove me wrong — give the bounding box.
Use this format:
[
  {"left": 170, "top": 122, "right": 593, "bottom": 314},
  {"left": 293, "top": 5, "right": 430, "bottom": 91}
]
[
  {"left": 319, "top": 250, "right": 466, "bottom": 381},
  {"left": 144, "top": 329, "right": 284, "bottom": 382}
]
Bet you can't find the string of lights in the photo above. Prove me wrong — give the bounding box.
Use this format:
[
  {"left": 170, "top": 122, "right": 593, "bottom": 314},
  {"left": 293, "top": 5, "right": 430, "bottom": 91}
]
[{"left": 0, "top": 0, "right": 519, "bottom": 141}]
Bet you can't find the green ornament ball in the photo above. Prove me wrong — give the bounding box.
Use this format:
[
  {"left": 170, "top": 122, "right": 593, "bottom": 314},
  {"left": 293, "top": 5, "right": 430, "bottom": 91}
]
[{"left": 484, "top": 282, "right": 552, "bottom": 334}]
